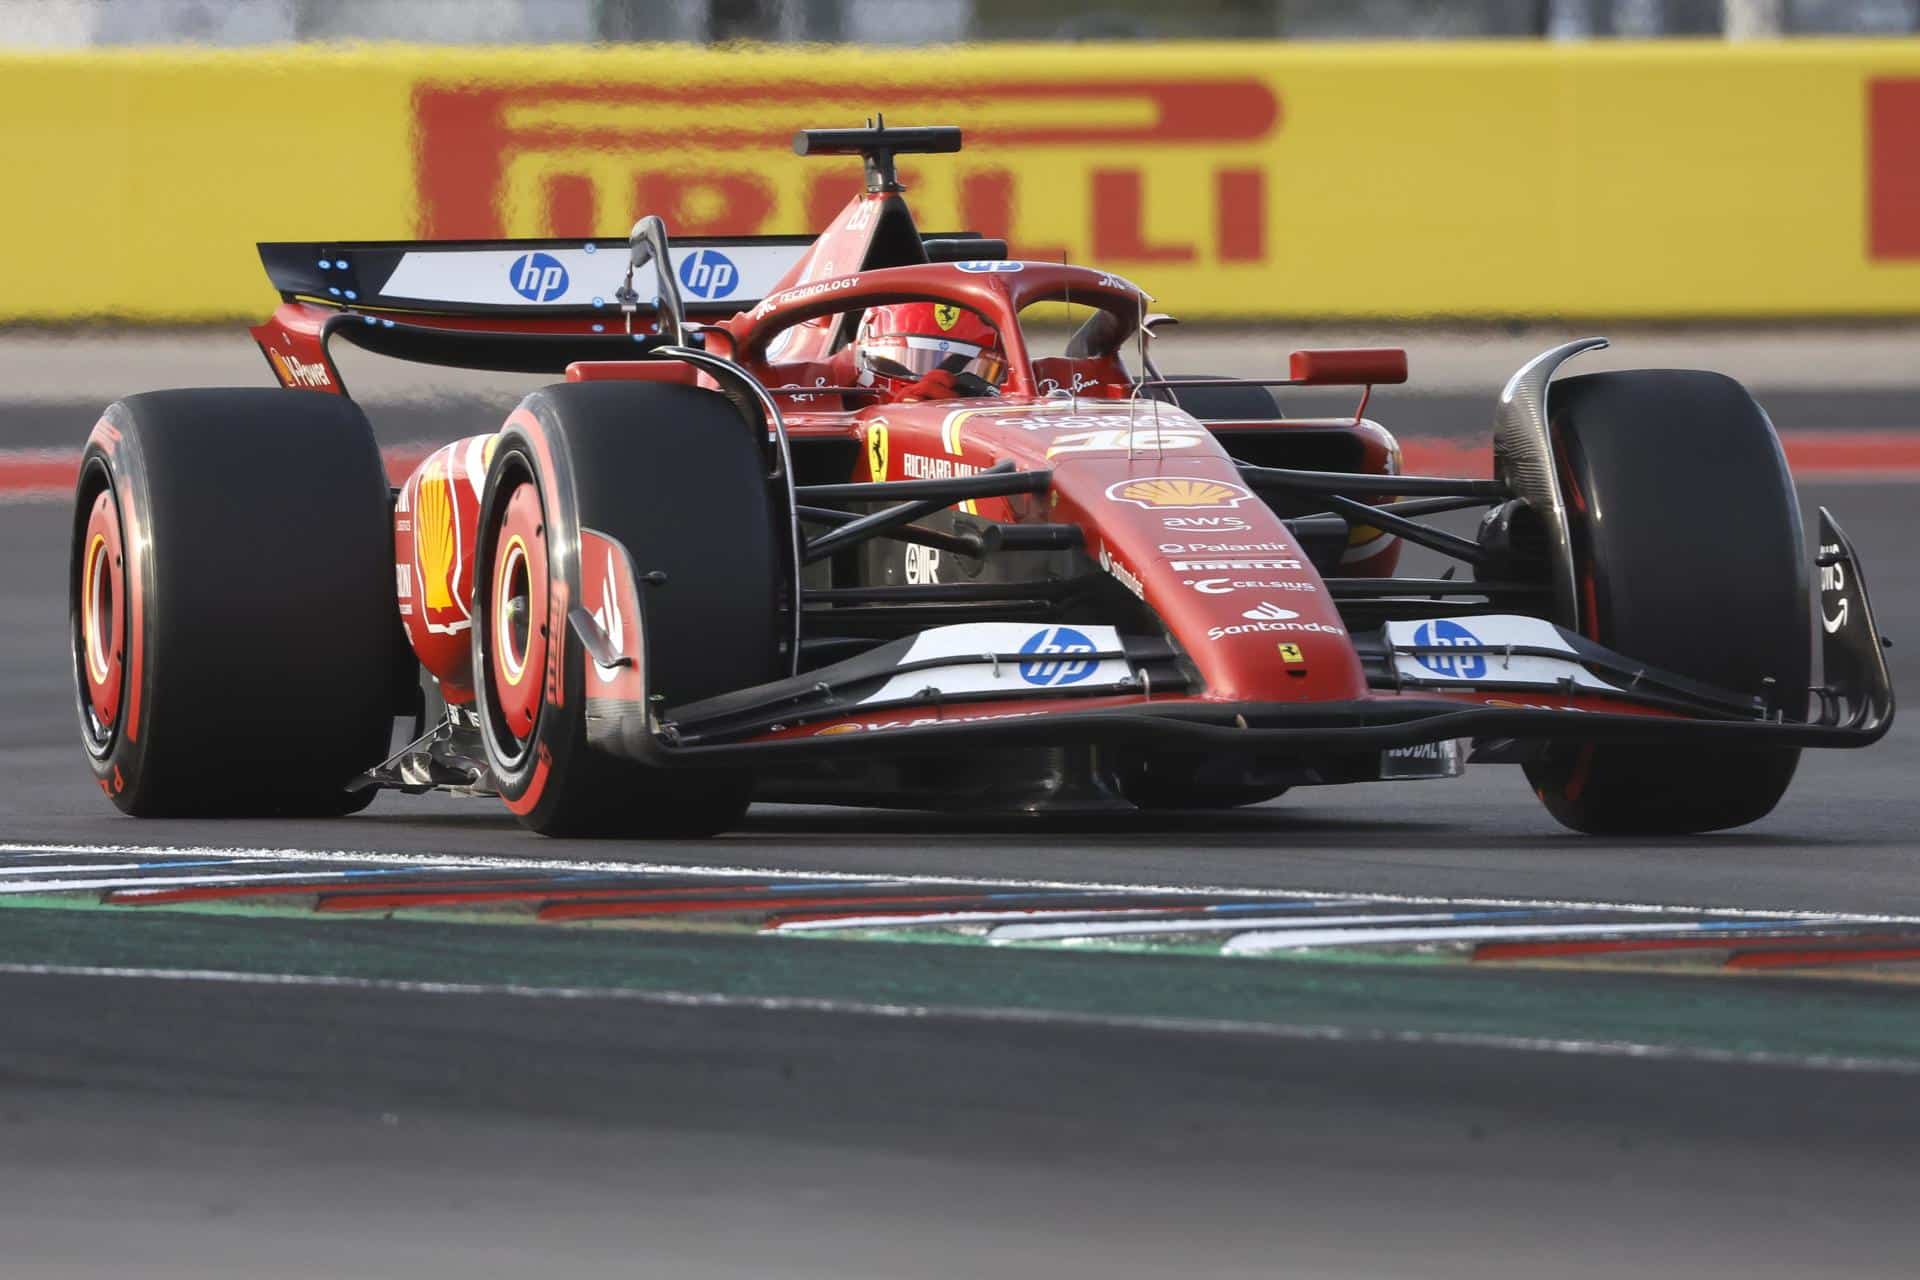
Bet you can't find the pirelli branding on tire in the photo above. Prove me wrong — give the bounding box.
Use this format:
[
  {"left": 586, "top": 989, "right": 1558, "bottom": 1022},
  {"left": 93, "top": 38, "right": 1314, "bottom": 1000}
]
[{"left": 2, "top": 41, "right": 1918, "bottom": 320}]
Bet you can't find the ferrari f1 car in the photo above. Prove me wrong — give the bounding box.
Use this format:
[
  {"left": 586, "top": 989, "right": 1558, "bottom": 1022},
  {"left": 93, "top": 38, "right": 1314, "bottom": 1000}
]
[{"left": 70, "top": 123, "right": 1892, "bottom": 836}]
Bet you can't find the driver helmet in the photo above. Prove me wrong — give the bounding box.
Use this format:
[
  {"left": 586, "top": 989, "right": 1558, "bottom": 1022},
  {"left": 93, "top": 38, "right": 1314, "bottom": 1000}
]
[{"left": 853, "top": 302, "right": 1007, "bottom": 392}]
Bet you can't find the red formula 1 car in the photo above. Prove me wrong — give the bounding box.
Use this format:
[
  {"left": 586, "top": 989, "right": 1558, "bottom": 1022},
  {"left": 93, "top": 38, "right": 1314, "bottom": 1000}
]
[{"left": 70, "top": 123, "right": 1892, "bottom": 836}]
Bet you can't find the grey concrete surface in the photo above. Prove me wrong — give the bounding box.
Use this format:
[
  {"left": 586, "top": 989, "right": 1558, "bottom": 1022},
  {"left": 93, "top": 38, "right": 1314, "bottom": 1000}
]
[{"left": 4, "top": 969, "right": 1920, "bottom": 1280}]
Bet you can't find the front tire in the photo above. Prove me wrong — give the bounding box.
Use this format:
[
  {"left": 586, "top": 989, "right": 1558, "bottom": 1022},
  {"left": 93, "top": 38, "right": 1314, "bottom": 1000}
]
[
  {"left": 472, "top": 382, "right": 783, "bottom": 837},
  {"left": 71, "top": 390, "right": 397, "bottom": 816},
  {"left": 1523, "top": 371, "right": 1808, "bottom": 835}
]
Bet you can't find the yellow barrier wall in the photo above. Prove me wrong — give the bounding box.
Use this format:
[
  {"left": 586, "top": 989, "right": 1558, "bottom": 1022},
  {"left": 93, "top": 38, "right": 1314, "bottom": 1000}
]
[{"left": 3, "top": 41, "right": 1919, "bottom": 321}]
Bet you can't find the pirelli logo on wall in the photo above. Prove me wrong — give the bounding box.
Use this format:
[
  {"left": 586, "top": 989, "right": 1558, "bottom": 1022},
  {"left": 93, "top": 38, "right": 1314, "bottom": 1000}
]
[
  {"left": 411, "top": 79, "right": 1280, "bottom": 270},
  {"left": 1869, "top": 77, "right": 1920, "bottom": 261}
]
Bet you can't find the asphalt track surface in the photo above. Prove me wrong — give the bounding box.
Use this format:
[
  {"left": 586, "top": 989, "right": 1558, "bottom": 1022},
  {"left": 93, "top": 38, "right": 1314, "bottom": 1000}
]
[{"left": 5, "top": 361, "right": 1920, "bottom": 1277}]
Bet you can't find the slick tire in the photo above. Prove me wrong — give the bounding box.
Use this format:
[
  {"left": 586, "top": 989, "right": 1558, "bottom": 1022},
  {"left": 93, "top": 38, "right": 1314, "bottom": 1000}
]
[
  {"left": 1523, "top": 371, "right": 1808, "bottom": 835},
  {"left": 472, "top": 382, "right": 782, "bottom": 837},
  {"left": 72, "top": 390, "right": 398, "bottom": 816}
]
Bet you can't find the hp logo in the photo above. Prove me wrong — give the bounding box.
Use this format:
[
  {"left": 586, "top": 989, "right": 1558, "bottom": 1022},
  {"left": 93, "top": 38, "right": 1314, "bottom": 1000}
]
[
  {"left": 1018, "top": 626, "right": 1099, "bottom": 687},
  {"left": 1412, "top": 619, "right": 1486, "bottom": 680},
  {"left": 679, "top": 249, "right": 739, "bottom": 300},
  {"left": 509, "top": 252, "right": 569, "bottom": 303}
]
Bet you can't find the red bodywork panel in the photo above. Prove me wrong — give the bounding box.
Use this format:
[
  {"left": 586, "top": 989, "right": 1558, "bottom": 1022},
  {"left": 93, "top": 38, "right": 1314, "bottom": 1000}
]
[{"left": 847, "top": 393, "right": 1365, "bottom": 703}]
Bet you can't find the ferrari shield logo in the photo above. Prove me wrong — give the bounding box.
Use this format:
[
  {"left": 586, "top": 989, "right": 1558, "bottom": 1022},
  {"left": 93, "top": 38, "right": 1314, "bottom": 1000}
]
[
  {"left": 933, "top": 303, "right": 962, "bottom": 331},
  {"left": 866, "top": 421, "right": 889, "bottom": 479}
]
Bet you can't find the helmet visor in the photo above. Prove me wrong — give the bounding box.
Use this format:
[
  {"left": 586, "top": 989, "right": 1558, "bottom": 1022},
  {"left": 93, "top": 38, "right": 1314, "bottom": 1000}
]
[{"left": 859, "top": 335, "right": 1007, "bottom": 387}]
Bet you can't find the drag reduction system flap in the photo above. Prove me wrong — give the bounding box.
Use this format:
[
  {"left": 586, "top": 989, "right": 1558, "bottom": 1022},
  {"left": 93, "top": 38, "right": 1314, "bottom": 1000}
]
[{"left": 259, "top": 229, "right": 1001, "bottom": 320}]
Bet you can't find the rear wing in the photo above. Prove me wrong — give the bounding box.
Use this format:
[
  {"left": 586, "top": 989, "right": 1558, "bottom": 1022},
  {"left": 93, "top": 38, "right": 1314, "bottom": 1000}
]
[
  {"left": 252, "top": 230, "right": 1000, "bottom": 392},
  {"left": 259, "top": 231, "right": 995, "bottom": 319}
]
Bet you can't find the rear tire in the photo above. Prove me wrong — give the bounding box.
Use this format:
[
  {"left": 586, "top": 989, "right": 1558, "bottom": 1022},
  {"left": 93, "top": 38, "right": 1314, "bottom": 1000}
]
[
  {"left": 71, "top": 390, "right": 397, "bottom": 816},
  {"left": 1523, "top": 371, "right": 1808, "bottom": 835},
  {"left": 472, "top": 382, "right": 783, "bottom": 837}
]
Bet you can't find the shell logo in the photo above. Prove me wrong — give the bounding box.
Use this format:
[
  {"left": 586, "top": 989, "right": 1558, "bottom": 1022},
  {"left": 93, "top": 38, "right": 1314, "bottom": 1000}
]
[
  {"left": 408, "top": 442, "right": 486, "bottom": 637},
  {"left": 1105, "top": 476, "right": 1255, "bottom": 510},
  {"left": 416, "top": 468, "right": 459, "bottom": 611},
  {"left": 815, "top": 722, "right": 864, "bottom": 736}
]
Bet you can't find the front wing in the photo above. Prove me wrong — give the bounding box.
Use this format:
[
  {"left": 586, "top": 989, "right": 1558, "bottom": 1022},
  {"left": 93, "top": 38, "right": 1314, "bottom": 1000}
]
[{"left": 612, "top": 509, "right": 1891, "bottom": 766}]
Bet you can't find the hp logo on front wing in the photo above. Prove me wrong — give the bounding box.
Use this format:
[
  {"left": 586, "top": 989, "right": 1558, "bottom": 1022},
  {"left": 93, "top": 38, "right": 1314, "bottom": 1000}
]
[
  {"left": 1412, "top": 619, "right": 1487, "bottom": 680},
  {"left": 1018, "top": 627, "right": 1099, "bottom": 687}
]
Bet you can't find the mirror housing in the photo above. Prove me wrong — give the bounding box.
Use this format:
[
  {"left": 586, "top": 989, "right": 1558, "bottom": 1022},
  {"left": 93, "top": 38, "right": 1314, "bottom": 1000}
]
[
  {"left": 1288, "top": 348, "right": 1408, "bottom": 386},
  {"left": 624, "top": 215, "right": 685, "bottom": 346}
]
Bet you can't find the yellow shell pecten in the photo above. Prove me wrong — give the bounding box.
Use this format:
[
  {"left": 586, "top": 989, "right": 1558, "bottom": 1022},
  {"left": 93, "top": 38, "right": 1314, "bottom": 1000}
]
[{"left": 1118, "top": 477, "right": 1241, "bottom": 508}]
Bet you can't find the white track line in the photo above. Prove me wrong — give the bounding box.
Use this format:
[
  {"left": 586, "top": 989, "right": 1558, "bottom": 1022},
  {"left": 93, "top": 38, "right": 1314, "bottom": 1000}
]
[
  {"left": 0, "top": 861, "right": 268, "bottom": 877},
  {"left": 1225, "top": 919, "right": 1813, "bottom": 955},
  {"left": 990, "top": 908, "right": 1546, "bottom": 944},
  {"left": 0, "top": 870, "right": 411, "bottom": 896},
  {"left": 1, "top": 841, "right": 1911, "bottom": 925},
  {"left": 771, "top": 900, "right": 1375, "bottom": 933},
  {"left": 0, "top": 960, "right": 1910, "bottom": 1075}
]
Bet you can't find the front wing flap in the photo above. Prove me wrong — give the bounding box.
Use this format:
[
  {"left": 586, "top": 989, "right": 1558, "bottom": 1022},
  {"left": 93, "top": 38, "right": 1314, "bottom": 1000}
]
[{"left": 1813, "top": 506, "right": 1895, "bottom": 737}]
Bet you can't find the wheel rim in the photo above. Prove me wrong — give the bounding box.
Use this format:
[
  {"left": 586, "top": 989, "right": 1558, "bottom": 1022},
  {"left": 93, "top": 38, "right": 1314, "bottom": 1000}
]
[
  {"left": 76, "top": 485, "right": 126, "bottom": 753},
  {"left": 486, "top": 479, "right": 549, "bottom": 755},
  {"left": 496, "top": 537, "right": 532, "bottom": 684}
]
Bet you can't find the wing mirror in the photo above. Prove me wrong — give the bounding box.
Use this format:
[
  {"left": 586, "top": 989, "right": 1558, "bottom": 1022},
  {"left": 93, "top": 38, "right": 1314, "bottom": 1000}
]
[
  {"left": 1287, "top": 348, "right": 1408, "bottom": 386},
  {"left": 617, "top": 214, "right": 685, "bottom": 346}
]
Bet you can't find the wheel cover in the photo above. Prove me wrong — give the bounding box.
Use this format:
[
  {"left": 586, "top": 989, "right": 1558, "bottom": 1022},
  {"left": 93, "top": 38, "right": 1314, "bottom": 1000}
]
[
  {"left": 487, "top": 480, "right": 549, "bottom": 749},
  {"left": 77, "top": 486, "right": 126, "bottom": 749}
]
